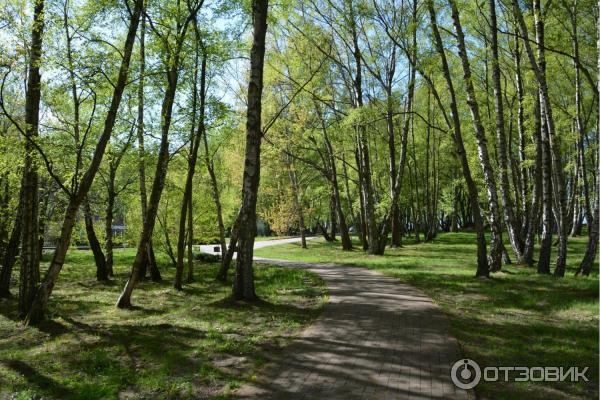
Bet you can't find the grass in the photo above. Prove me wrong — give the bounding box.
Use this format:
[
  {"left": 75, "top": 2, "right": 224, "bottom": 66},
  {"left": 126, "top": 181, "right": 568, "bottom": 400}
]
[
  {"left": 0, "top": 249, "right": 326, "bottom": 400},
  {"left": 255, "top": 231, "right": 599, "bottom": 400}
]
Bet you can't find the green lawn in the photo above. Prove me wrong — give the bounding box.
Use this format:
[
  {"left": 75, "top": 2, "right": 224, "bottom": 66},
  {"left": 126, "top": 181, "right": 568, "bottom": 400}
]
[
  {"left": 255, "top": 232, "right": 599, "bottom": 400},
  {"left": 0, "top": 249, "right": 326, "bottom": 400}
]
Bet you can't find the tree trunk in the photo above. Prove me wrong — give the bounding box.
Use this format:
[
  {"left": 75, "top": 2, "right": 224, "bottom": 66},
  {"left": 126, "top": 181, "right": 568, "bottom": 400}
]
[
  {"left": 232, "top": 0, "right": 269, "bottom": 301},
  {"left": 105, "top": 168, "right": 116, "bottom": 277},
  {"left": 0, "top": 188, "right": 24, "bottom": 298},
  {"left": 117, "top": 11, "right": 193, "bottom": 307},
  {"left": 428, "top": 0, "right": 488, "bottom": 277},
  {"left": 488, "top": 0, "right": 524, "bottom": 262},
  {"left": 83, "top": 199, "right": 108, "bottom": 281},
  {"left": 569, "top": 5, "right": 593, "bottom": 229},
  {"left": 216, "top": 212, "right": 240, "bottom": 282},
  {"left": 19, "top": 0, "right": 45, "bottom": 318},
  {"left": 512, "top": 0, "right": 568, "bottom": 277},
  {"left": 538, "top": 116, "right": 553, "bottom": 274},
  {"left": 450, "top": 0, "right": 503, "bottom": 272},
  {"left": 329, "top": 191, "right": 337, "bottom": 241},
  {"left": 185, "top": 190, "right": 194, "bottom": 284},
  {"left": 175, "top": 47, "right": 206, "bottom": 290},
  {"left": 523, "top": 97, "right": 543, "bottom": 265},
  {"left": 576, "top": 2, "right": 600, "bottom": 276},
  {"left": 286, "top": 155, "right": 307, "bottom": 249},
  {"left": 205, "top": 131, "right": 228, "bottom": 269},
  {"left": 135, "top": 7, "right": 161, "bottom": 283}
]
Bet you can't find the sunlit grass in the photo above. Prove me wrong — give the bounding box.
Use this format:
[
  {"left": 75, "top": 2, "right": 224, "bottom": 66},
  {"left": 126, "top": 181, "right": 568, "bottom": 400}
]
[
  {"left": 0, "top": 249, "right": 326, "bottom": 400},
  {"left": 255, "top": 232, "right": 599, "bottom": 400}
]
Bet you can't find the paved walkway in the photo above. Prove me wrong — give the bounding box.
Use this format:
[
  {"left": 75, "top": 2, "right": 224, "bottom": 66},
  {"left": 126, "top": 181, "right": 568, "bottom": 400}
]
[
  {"left": 198, "top": 236, "right": 317, "bottom": 255},
  {"left": 233, "top": 255, "right": 470, "bottom": 400}
]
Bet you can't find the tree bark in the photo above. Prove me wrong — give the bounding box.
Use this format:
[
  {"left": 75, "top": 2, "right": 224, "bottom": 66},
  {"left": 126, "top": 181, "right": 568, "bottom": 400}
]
[
  {"left": 512, "top": 0, "right": 568, "bottom": 277},
  {"left": 449, "top": 0, "right": 503, "bottom": 272},
  {"left": 117, "top": 8, "right": 195, "bottom": 307},
  {"left": 204, "top": 130, "right": 228, "bottom": 270},
  {"left": 136, "top": 7, "right": 161, "bottom": 282},
  {"left": 428, "top": 0, "right": 489, "bottom": 277},
  {"left": 488, "top": 0, "right": 524, "bottom": 262},
  {"left": 175, "top": 45, "right": 206, "bottom": 290},
  {"left": 286, "top": 154, "right": 307, "bottom": 249},
  {"left": 83, "top": 199, "right": 108, "bottom": 281},
  {"left": 232, "top": 0, "right": 269, "bottom": 301},
  {"left": 19, "top": 0, "right": 45, "bottom": 318},
  {"left": 576, "top": 1, "right": 600, "bottom": 276},
  {"left": 523, "top": 97, "right": 543, "bottom": 265},
  {"left": 0, "top": 187, "right": 24, "bottom": 298}
]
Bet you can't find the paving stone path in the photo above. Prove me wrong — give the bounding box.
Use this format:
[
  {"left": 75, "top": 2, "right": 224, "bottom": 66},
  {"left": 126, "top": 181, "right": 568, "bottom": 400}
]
[{"left": 234, "top": 256, "right": 471, "bottom": 400}]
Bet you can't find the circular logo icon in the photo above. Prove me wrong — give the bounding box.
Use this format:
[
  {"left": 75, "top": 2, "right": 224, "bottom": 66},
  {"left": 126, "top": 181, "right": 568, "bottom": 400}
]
[{"left": 451, "top": 359, "right": 481, "bottom": 390}]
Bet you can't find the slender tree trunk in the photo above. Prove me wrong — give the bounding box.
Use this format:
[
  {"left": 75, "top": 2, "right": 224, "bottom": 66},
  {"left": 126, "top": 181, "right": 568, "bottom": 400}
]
[
  {"left": 216, "top": 212, "right": 240, "bottom": 282},
  {"left": 204, "top": 132, "right": 228, "bottom": 269},
  {"left": 136, "top": 8, "right": 161, "bottom": 282},
  {"left": 83, "top": 199, "right": 108, "bottom": 280},
  {"left": 515, "top": 36, "right": 529, "bottom": 238},
  {"left": 19, "top": 0, "right": 45, "bottom": 318},
  {"left": 538, "top": 115, "right": 553, "bottom": 274},
  {"left": 512, "top": 0, "right": 568, "bottom": 277},
  {"left": 354, "top": 148, "right": 368, "bottom": 250},
  {"left": 232, "top": 0, "right": 269, "bottom": 301},
  {"left": 428, "top": 0, "right": 489, "bottom": 276},
  {"left": 0, "top": 188, "right": 23, "bottom": 297},
  {"left": 286, "top": 155, "right": 307, "bottom": 249},
  {"left": 186, "top": 190, "right": 194, "bottom": 283},
  {"left": 175, "top": 48, "right": 206, "bottom": 290},
  {"left": 523, "top": 97, "right": 543, "bottom": 265},
  {"left": 329, "top": 191, "right": 337, "bottom": 240},
  {"left": 450, "top": 0, "right": 503, "bottom": 272},
  {"left": 488, "top": 0, "right": 524, "bottom": 262},
  {"left": 117, "top": 12, "right": 193, "bottom": 306},
  {"left": 324, "top": 134, "right": 352, "bottom": 250},
  {"left": 569, "top": 5, "right": 593, "bottom": 229},
  {"left": 576, "top": 2, "right": 600, "bottom": 275},
  {"left": 105, "top": 167, "right": 116, "bottom": 277}
]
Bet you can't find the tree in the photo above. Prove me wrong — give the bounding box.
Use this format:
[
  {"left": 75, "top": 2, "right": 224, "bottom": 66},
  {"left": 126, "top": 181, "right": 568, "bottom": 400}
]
[
  {"left": 25, "top": 0, "right": 145, "bottom": 325},
  {"left": 232, "top": 0, "right": 269, "bottom": 301}
]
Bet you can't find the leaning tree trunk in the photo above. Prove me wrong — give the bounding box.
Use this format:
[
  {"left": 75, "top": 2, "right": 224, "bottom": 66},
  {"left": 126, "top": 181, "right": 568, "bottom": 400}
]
[
  {"left": 25, "top": 0, "right": 144, "bottom": 325},
  {"left": 0, "top": 188, "right": 24, "bottom": 297},
  {"left": 19, "top": 0, "right": 45, "bottom": 318},
  {"left": 513, "top": 0, "right": 568, "bottom": 277},
  {"left": 576, "top": 168, "right": 599, "bottom": 275},
  {"left": 428, "top": 0, "right": 489, "bottom": 277},
  {"left": 570, "top": 5, "right": 593, "bottom": 230},
  {"left": 575, "top": 4, "right": 600, "bottom": 276},
  {"left": 204, "top": 132, "right": 228, "bottom": 270},
  {"left": 488, "top": 0, "right": 524, "bottom": 262},
  {"left": 450, "top": 0, "right": 503, "bottom": 272},
  {"left": 233, "top": 0, "right": 269, "bottom": 301},
  {"left": 216, "top": 211, "right": 240, "bottom": 282},
  {"left": 83, "top": 199, "right": 108, "bottom": 281},
  {"left": 117, "top": 13, "right": 193, "bottom": 307},
  {"left": 175, "top": 47, "right": 206, "bottom": 290}
]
